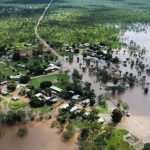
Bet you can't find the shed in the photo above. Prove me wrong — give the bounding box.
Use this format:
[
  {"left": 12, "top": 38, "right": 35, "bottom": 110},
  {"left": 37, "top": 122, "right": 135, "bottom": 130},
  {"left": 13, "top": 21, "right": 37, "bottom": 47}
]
[{"left": 70, "top": 106, "right": 78, "bottom": 113}]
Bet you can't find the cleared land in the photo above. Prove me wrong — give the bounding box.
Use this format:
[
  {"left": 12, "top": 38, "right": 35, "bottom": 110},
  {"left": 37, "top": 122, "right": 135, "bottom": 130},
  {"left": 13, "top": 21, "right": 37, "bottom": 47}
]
[{"left": 29, "top": 72, "right": 68, "bottom": 88}]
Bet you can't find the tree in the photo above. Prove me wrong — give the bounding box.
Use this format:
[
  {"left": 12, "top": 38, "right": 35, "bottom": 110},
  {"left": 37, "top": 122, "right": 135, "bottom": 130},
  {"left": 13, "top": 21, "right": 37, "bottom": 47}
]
[
  {"left": 0, "top": 112, "right": 5, "bottom": 124},
  {"left": 29, "top": 97, "right": 44, "bottom": 108},
  {"left": 112, "top": 56, "right": 119, "bottom": 64},
  {"left": 111, "top": 109, "right": 123, "bottom": 123},
  {"left": 62, "top": 123, "right": 75, "bottom": 141},
  {"left": 16, "top": 110, "right": 26, "bottom": 121},
  {"left": 143, "top": 143, "right": 150, "bottom": 150},
  {"left": 19, "top": 75, "right": 30, "bottom": 84},
  {"left": 7, "top": 82, "right": 17, "bottom": 92},
  {"left": 80, "top": 139, "right": 97, "bottom": 150},
  {"left": 40, "top": 81, "right": 52, "bottom": 89},
  {"left": 72, "top": 69, "right": 82, "bottom": 80},
  {"left": 17, "top": 127, "right": 28, "bottom": 137},
  {"left": 12, "top": 51, "right": 21, "bottom": 61},
  {"left": 5, "top": 111, "right": 17, "bottom": 125},
  {"left": 90, "top": 99, "right": 95, "bottom": 106},
  {"left": 144, "top": 87, "right": 149, "bottom": 94},
  {"left": 80, "top": 128, "right": 90, "bottom": 141}
]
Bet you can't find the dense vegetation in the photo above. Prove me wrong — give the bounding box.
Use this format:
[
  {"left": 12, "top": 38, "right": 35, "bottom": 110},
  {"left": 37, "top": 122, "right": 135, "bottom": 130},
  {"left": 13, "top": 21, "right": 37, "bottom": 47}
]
[{"left": 1, "top": 0, "right": 150, "bottom": 48}]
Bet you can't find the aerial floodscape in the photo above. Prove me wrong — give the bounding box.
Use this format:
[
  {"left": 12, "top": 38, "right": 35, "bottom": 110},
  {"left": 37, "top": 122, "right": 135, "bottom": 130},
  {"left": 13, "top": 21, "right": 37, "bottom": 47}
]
[{"left": 0, "top": 0, "right": 150, "bottom": 150}]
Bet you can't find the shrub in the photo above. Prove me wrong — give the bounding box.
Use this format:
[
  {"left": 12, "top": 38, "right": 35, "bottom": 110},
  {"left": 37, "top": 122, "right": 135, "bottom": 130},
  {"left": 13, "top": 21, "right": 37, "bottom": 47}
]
[
  {"left": 111, "top": 109, "right": 123, "bottom": 123},
  {"left": 7, "top": 82, "right": 17, "bottom": 92},
  {"left": 143, "top": 143, "right": 150, "bottom": 150},
  {"left": 62, "top": 124, "right": 75, "bottom": 141},
  {"left": 19, "top": 75, "right": 30, "bottom": 84},
  {"left": 29, "top": 97, "right": 44, "bottom": 108},
  {"left": 40, "top": 81, "right": 52, "bottom": 89},
  {"left": 17, "top": 127, "right": 28, "bottom": 137}
]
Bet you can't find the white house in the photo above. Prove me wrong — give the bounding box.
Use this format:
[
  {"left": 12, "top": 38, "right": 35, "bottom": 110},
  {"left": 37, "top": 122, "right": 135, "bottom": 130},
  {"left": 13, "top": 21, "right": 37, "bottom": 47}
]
[
  {"left": 81, "top": 99, "right": 90, "bottom": 105},
  {"left": 83, "top": 112, "right": 90, "bottom": 116},
  {"left": 50, "top": 86, "right": 63, "bottom": 93},
  {"left": 11, "top": 96, "right": 19, "bottom": 101},
  {"left": 98, "top": 117, "right": 105, "bottom": 123},
  {"left": 35, "top": 93, "right": 43, "bottom": 98},
  {"left": 60, "top": 103, "right": 69, "bottom": 109},
  {"left": 10, "top": 74, "right": 22, "bottom": 80},
  {"left": 72, "top": 95, "right": 80, "bottom": 100},
  {"left": 45, "top": 64, "right": 60, "bottom": 72},
  {"left": 70, "top": 106, "right": 78, "bottom": 113}
]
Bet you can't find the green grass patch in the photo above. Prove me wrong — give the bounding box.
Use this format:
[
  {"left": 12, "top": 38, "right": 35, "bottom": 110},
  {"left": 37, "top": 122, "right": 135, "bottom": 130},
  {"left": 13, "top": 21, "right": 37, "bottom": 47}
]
[
  {"left": 29, "top": 72, "right": 69, "bottom": 88},
  {"left": 93, "top": 105, "right": 108, "bottom": 114},
  {"left": 32, "top": 105, "right": 51, "bottom": 115},
  {"left": 104, "top": 129, "right": 132, "bottom": 150},
  {"left": 71, "top": 118, "right": 89, "bottom": 129},
  {"left": 0, "top": 63, "right": 16, "bottom": 79},
  {"left": 8, "top": 100, "right": 27, "bottom": 111}
]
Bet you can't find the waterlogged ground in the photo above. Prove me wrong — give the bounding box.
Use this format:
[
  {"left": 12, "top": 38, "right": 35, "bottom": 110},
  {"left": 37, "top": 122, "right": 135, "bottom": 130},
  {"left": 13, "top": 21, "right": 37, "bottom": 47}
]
[
  {"left": 118, "top": 25, "right": 150, "bottom": 142},
  {"left": 0, "top": 121, "right": 79, "bottom": 150}
]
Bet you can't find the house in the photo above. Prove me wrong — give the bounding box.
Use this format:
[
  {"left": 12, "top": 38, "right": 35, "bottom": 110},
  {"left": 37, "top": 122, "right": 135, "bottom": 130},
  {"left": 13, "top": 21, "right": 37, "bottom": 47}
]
[
  {"left": 10, "top": 74, "right": 22, "bottom": 80},
  {"left": 98, "top": 117, "right": 105, "bottom": 123},
  {"left": 72, "top": 95, "right": 80, "bottom": 100},
  {"left": 11, "top": 96, "right": 19, "bottom": 101},
  {"left": 83, "top": 43, "right": 90, "bottom": 47},
  {"left": 35, "top": 93, "right": 43, "bottom": 98},
  {"left": 81, "top": 99, "right": 90, "bottom": 105},
  {"left": 50, "top": 86, "right": 63, "bottom": 93},
  {"left": 50, "top": 96, "right": 58, "bottom": 103},
  {"left": 1, "top": 90, "right": 8, "bottom": 95},
  {"left": 70, "top": 106, "right": 78, "bottom": 113},
  {"left": 17, "top": 64, "right": 26, "bottom": 68},
  {"left": 43, "top": 96, "right": 51, "bottom": 101},
  {"left": 83, "top": 112, "right": 90, "bottom": 116},
  {"left": 0, "top": 80, "right": 7, "bottom": 85},
  {"left": 45, "top": 64, "right": 60, "bottom": 72},
  {"left": 60, "top": 103, "right": 69, "bottom": 109}
]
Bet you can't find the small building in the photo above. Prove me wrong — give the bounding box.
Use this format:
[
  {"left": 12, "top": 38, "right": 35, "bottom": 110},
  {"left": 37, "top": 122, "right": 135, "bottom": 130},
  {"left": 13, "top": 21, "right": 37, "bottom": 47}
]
[
  {"left": 50, "top": 86, "right": 63, "bottom": 93},
  {"left": 83, "top": 112, "right": 90, "bottom": 116},
  {"left": 84, "top": 43, "right": 90, "bottom": 47},
  {"left": 70, "top": 106, "right": 78, "bottom": 113},
  {"left": 81, "top": 99, "right": 90, "bottom": 105},
  {"left": 72, "top": 95, "right": 80, "bottom": 100},
  {"left": 43, "top": 96, "right": 51, "bottom": 101},
  {"left": 17, "top": 64, "right": 26, "bottom": 68},
  {"left": 60, "top": 103, "right": 69, "bottom": 109},
  {"left": 0, "top": 80, "right": 7, "bottom": 85},
  {"left": 35, "top": 93, "right": 43, "bottom": 98},
  {"left": 45, "top": 64, "right": 60, "bottom": 72},
  {"left": 1, "top": 90, "right": 8, "bottom": 95},
  {"left": 98, "top": 117, "right": 105, "bottom": 124},
  {"left": 50, "top": 96, "right": 58, "bottom": 103},
  {"left": 10, "top": 74, "right": 22, "bottom": 80},
  {"left": 11, "top": 96, "right": 19, "bottom": 101}
]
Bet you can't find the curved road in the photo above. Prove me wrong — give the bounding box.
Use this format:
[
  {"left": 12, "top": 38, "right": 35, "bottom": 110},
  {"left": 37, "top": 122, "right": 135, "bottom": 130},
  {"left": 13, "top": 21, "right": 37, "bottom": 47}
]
[{"left": 35, "top": 0, "right": 60, "bottom": 58}]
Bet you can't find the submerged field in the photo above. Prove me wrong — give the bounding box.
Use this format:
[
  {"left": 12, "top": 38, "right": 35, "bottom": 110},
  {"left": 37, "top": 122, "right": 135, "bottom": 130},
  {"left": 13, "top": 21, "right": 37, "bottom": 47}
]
[{"left": 1, "top": 0, "right": 150, "bottom": 47}]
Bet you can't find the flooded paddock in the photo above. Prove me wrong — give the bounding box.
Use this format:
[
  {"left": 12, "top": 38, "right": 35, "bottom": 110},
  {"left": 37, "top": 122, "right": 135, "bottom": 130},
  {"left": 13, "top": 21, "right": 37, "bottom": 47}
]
[
  {"left": 60, "top": 25, "right": 150, "bottom": 142},
  {"left": 118, "top": 25, "right": 150, "bottom": 142},
  {"left": 0, "top": 121, "right": 79, "bottom": 150}
]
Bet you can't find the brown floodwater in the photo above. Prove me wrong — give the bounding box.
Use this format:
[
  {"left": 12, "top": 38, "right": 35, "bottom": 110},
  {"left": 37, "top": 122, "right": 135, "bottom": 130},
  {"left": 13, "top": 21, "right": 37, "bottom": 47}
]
[{"left": 0, "top": 120, "right": 79, "bottom": 150}]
